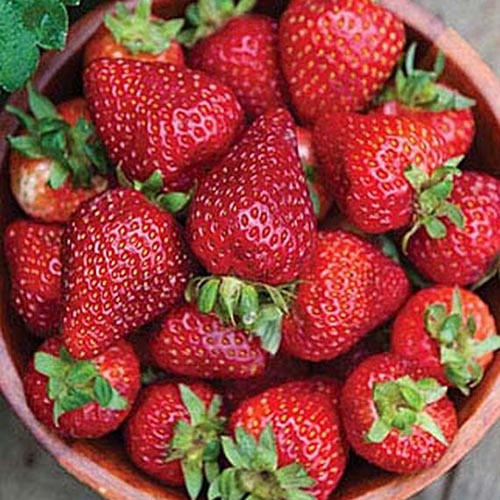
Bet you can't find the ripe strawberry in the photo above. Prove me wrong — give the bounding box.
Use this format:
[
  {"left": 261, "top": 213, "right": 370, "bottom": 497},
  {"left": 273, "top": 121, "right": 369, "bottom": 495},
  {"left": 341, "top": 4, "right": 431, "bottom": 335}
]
[
  {"left": 4, "top": 220, "right": 63, "bottom": 335},
  {"left": 340, "top": 353, "right": 458, "bottom": 473},
  {"left": 282, "top": 230, "right": 410, "bottom": 361},
  {"left": 84, "top": 0, "right": 185, "bottom": 67},
  {"left": 279, "top": 377, "right": 342, "bottom": 410},
  {"left": 125, "top": 381, "right": 225, "bottom": 499},
  {"left": 279, "top": 0, "right": 405, "bottom": 124},
  {"left": 7, "top": 84, "right": 109, "bottom": 223},
  {"left": 219, "top": 383, "right": 348, "bottom": 500},
  {"left": 23, "top": 337, "right": 140, "bottom": 438},
  {"left": 62, "top": 187, "right": 197, "bottom": 360},
  {"left": 407, "top": 171, "right": 500, "bottom": 286},
  {"left": 391, "top": 286, "right": 500, "bottom": 394},
  {"left": 84, "top": 58, "right": 244, "bottom": 192},
  {"left": 184, "top": 0, "right": 287, "bottom": 118},
  {"left": 373, "top": 43, "right": 476, "bottom": 159},
  {"left": 150, "top": 303, "right": 268, "bottom": 379}
]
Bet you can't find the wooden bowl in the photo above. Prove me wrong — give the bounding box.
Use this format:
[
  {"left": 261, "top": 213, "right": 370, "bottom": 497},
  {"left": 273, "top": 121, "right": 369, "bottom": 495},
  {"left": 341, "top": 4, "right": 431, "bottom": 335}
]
[{"left": 1, "top": 1, "right": 500, "bottom": 499}]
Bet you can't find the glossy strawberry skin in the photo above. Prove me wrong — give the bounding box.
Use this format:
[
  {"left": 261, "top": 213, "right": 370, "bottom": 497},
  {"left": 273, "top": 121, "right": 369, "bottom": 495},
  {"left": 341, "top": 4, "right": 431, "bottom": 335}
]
[
  {"left": 187, "top": 108, "right": 316, "bottom": 285},
  {"left": 62, "top": 188, "right": 197, "bottom": 360},
  {"left": 313, "top": 113, "right": 445, "bottom": 234},
  {"left": 190, "top": 15, "right": 287, "bottom": 119},
  {"left": 230, "top": 383, "right": 348, "bottom": 500},
  {"left": 4, "top": 220, "right": 63, "bottom": 335},
  {"left": 282, "top": 231, "right": 410, "bottom": 361},
  {"left": 23, "top": 337, "right": 140, "bottom": 438},
  {"left": 407, "top": 171, "right": 500, "bottom": 285},
  {"left": 125, "top": 381, "right": 219, "bottom": 485},
  {"left": 340, "top": 353, "right": 458, "bottom": 473},
  {"left": 84, "top": 58, "right": 244, "bottom": 192},
  {"left": 279, "top": 0, "right": 405, "bottom": 124},
  {"left": 150, "top": 303, "right": 268, "bottom": 379}
]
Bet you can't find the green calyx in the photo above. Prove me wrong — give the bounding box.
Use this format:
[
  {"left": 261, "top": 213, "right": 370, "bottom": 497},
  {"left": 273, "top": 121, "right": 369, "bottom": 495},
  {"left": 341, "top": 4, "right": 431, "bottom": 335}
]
[
  {"left": 34, "top": 346, "right": 128, "bottom": 426},
  {"left": 208, "top": 425, "right": 315, "bottom": 500},
  {"left": 104, "top": 0, "right": 184, "bottom": 55},
  {"left": 402, "top": 156, "right": 465, "bottom": 252},
  {"left": 366, "top": 375, "right": 448, "bottom": 445},
  {"left": 185, "top": 276, "right": 297, "bottom": 355},
  {"left": 166, "top": 384, "right": 226, "bottom": 500},
  {"left": 178, "top": 0, "right": 257, "bottom": 48},
  {"left": 6, "top": 82, "right": 108, "bottom": 190},
  {"left": 424, "top": 288, "right": 500, "bottom": 395},
  {"left": 376, "top": 42, "right": 476, "bottom": 111},
  {"left": 303, "top": 163, "right": 321, "bottom": 217}
]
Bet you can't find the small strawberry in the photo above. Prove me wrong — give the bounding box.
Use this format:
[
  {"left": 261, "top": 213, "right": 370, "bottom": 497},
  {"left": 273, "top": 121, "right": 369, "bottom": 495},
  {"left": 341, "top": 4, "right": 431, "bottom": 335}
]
[
  {"left": 282, "top": 230, "right": 410, "bottom": 361},
  {"left": 4, "top": 220, "right": 63, "bottom": 335},
  {"left": 7, "top": 83, "right": 109, "bottom": 223},
  {"left": 23, "top": 337, "right": 140, "bottom": 438},
  {"left": 150, "top": 303, "right": 268, "bottom": 379},
  {"left": 340, "top": 353, "right": 458, "bottom": 473},
  {"left": 392, "top": 286, "right": 500, "bottom": 394},
  {"left": 407, "top": 171, "right": 500, "bottom": 286},
  {"left": 183, "top": 0, "right": 287, "bottom": 119},
  {"left": 62, "top": 186, "right": 197, "bottom": 360},
  {"left": 84, "top": 0, "right": 185, "bottom": 67},
  {"left": 279, "top": 0, "right": 405, "bottom": 124},
  {"left": 84, "top": 58, "right": 244, "bottom": 192},
  {"left": 125, "top": 381, "right": 225, "bottom": 499},
  {"left": 373, "top": 43, "right": 476, "bottom": 159}
]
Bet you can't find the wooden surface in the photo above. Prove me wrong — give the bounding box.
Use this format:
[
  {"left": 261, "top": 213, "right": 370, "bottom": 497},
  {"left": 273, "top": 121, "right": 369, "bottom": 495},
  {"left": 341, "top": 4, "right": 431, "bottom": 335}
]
[{"left": 1, "top": 1, "right": 500, "bottom": 500}]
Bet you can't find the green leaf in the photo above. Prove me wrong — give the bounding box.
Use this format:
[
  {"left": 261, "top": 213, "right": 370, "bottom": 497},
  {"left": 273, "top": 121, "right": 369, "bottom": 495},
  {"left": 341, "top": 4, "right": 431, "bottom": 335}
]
[
  {"left": 67, "top": 361, "right": 97, "bottom": 385},
  {"left": 424, "top": 217, "right": 447, "bottom": 239},
  {"left": 204, "top": 460, "right": 220, "bottom": 484},
  {"left": 239, "top": 284, "right": 259, "bottom": 326},
  {"left": 197, "top": 278, "right": 220, "bottom": 314},
  {"left": 47, "top": 377, "right": 64, "bottom": 399},
  {"left": 48, "top": 161, "right": 69, "bottom": 189},
  {"left": 221, "top": 436, "right": 250, "bottom": 469},
  {"left": 433, "top": 50, "right": 445, "bottom": 78},
  {"left": 182, "top": 459, "right": 204, "bottom": 500},
  {"left": 94, "top": 376, "right": 113, "bottom": 407},
  {"left": 234, "top": 0, "right": 256, "bottom": 15},
  {"left": 399, "top": 384, "right": 423, "bottom": 411},
  {"left": 158, "top": 191, "right": 192, "bottom": 214},
  {"left": 34, "top": 352, "right": 66, "bottom": 377},
  {"left": 26, "top": 0, "right": 68, "bottom": 50},
  {"left": 366, "top": 418, "right": 391, "bottom": 443},
  {"left": 60, "top": 389, "right": 94, "bottom": 412},
  {"left": 416, "top": 411, "right": 448, "bottom": 445},
  {"left": 473, "top": 335, "right": 500, "bottom": 357},
  {"left": 8, "top": 135, "right": 43, "bottom": 158},
  {"left": 26, "top": 81, "right": 59, "bottom": 119},
  {"left": 107, "top": 386, "right": 129, "bottom": 411},
  {"left": 53, "top": 399, "right": 65, "bottom": 426},
  {"left": 179, "top": 384, "right": 206, "bottom": 426},
  {"left": 405, "top": 42, "right": 417, "bottom": 76},
  {"left": 404, "top": 164, "right": 428, "bottom": 191},
  {"left": 442, "top": 201, "right": 465, "bottom": 229}
]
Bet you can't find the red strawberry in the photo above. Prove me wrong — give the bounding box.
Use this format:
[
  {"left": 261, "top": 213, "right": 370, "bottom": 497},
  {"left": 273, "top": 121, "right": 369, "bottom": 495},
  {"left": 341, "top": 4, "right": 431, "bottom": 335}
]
[
  {"left": 125, "top": 381, "right": 224, "bottom": 499},
  {"left": 372, "top": 43, "right": 476, "bottom": 159},
  {"left": 340, "top": 353, "right": 458, "bottom": 473},
  {"left": 391, "top": 286, "right": 500, "bottom": 394},
  {"left": 407, "top": 171, "right": 500, "bottom": 286},
  {"left": 221, "top": 383, "right": 348, "bottom": 500},
  {"left": 279, "top": 377, "right": 342, "bottom": 410},
  {"left": 185, "top": 0, "right": 287, "bottom": 119},
  {"left": 7, "top": 84, "right": 109, "bottom": 223},
  {"left": 62, "top": 187, "right": 196, "bottom": 360},
  {"left": 4, "top": 220, "right": 63, "bottom": 335},
  {"left": 84, "top": 0, "right": 185, "bottom": 67},
  {"left": 23, "top": 336, "right": 140, "bottom": 438},
  {"left": 282, "top": 230, "right": 410, "bottom": 361},
  {"left": 150, "top": 303, "right": 268, "bottom": 379},
  {"left": 84, "top": 58, "right": 244, "bottom": 192},
  {"left": 279, "top": 0, "right": 405, "bottom": 124}
]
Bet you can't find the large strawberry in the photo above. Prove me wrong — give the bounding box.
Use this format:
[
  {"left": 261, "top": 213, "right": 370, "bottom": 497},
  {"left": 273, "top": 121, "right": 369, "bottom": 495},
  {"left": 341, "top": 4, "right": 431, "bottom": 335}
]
[
  {"left": 282, "top": 230, "right": 410, "bottom": 361},
  {"left": 4, "top": 220, "right": 63, "bottom": 335},
  {"left": 391, "top": 286, "right": 500, "bottom": 395},
  {"left": 183, "top": 0, "right": 287, "bottom": 119},
  {"left": 279, "top": 0, "right": 405, "bottom": 124},
  {"left": 84, "top": 58, "right": 244, "bottom": 192},
  {"left": 24, "top": 337, "right": 140, "bottom": 438},
  {"left": 62, "top": 186, "right": 197, "bottom": 360},
  {"left": 340, "top": 353, "right": 458, "bottom": 473}
]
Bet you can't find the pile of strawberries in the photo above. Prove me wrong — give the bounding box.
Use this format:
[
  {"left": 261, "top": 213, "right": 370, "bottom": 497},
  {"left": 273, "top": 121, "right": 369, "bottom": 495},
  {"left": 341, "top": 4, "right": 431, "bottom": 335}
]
[{"left": 5, "top": 0, "right": 500, "bottom": 499}]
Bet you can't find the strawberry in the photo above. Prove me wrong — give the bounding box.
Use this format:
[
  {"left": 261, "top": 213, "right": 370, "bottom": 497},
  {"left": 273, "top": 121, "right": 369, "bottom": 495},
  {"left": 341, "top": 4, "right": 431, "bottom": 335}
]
[
  {"left": 391, "top": 286, "right": 500, "bottom": 394},
  {"left": 62, "top": 186, "right": 197, "bottom": 360},
  {"left": 4, "top": 220, "right": 63, "bottom": 335},
  {"left": 373, "top": 43, "right": 476, "bottom": 159},
  {"left": 183, "top": 0, "right": 287, "bottom": 119},
  {"left": 282, "top": 230, "right": 410, "bottom": 361},
  {"left": 279, "top": 0, "right": 405, "bottom": 124},
  {"left": 216, "top": 382, "right": 348, "bottom": 500},
  {"left": 84, "top": 58, "right": 244, "bottom": 192},
  {"left": 23, "top": 337, "right": 140, "bottom": 438},
  {"left": 84, "top": 0, "right": 185, "bottom": 67},
  {"left": 7, "top": 83, "right": 109, "bottom": 223},
  {"left": 279, "top": 377, "right": 342, "bottom": 410},
  {"left": 150, "top": 303, "right": 268, "bottom": 379},
  {"left": 125, "top": 381, "right": 225, "bottom": 499},
  {"left": 407, "top": 171, "right": 500, "bottom": 286},
  {"left": 340, "top": 353, "right": 458, "bottom": 473}
]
